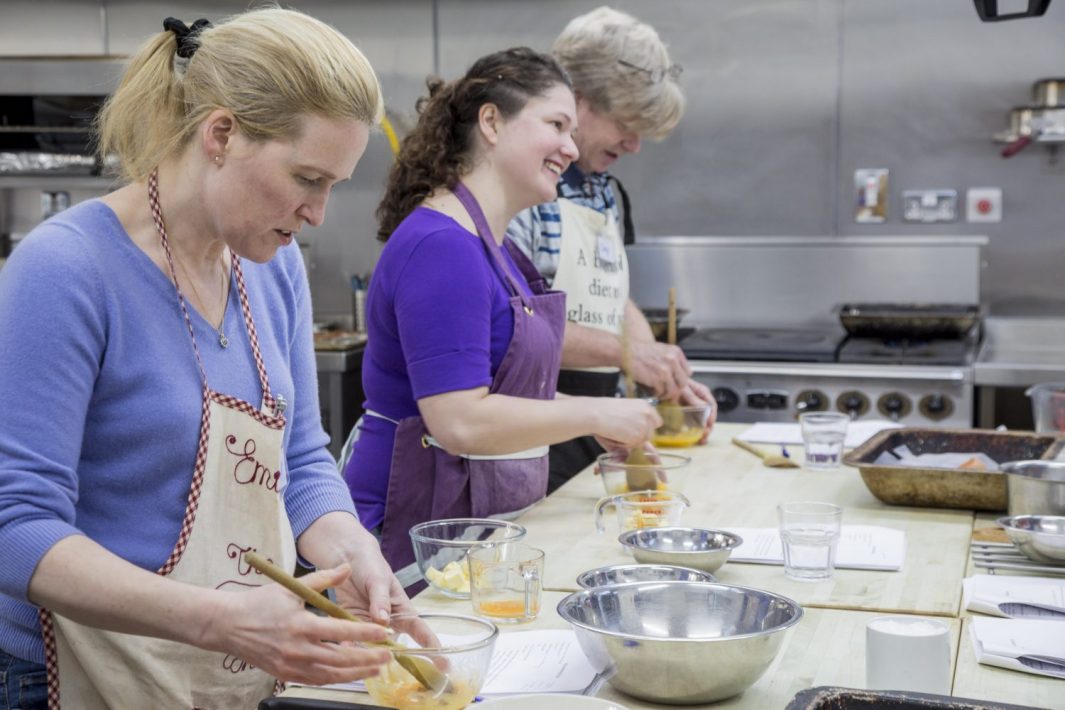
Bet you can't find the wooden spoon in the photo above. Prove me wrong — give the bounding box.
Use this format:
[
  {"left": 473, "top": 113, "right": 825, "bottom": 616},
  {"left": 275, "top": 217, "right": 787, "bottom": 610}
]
[
  {"left": 244, "top": 552, "right": 449, "bottom": 693},
  {"left": 731, "top": 437, "right": 800, "bottom": 469},
  {"left": 620, "top": 318, "right": 660, "bottom": 490},
  {"left": 657, "top": 287, "right": 686, "bottom": 434}
]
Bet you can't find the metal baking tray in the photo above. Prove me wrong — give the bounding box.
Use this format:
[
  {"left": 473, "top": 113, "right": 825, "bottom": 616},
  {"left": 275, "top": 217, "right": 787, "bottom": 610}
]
[
  {"left": 837, "top": 303, "right": 981, "bottom": 339},
  {"left": 843, "top": 428, "right": 1064, "bottom": 511},
  {"left": 786, "top": 686, "right": 1044, "bottom": 709}
]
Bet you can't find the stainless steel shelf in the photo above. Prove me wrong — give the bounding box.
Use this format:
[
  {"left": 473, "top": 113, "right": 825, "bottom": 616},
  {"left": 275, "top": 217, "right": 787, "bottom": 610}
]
[{"left": 0, "top": 175, "right": 116, "bottom": 190}]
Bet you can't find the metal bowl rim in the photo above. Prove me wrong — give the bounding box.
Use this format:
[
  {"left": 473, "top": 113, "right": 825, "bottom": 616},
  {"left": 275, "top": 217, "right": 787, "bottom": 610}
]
[
  {"left": 556, "top": 581, "right": 803, "bottom": 643},
  {"left": 996, "top": 514, "right": 1065, "bottom": 535},
  {"left": 409, "top": 518, "right": 528, "bottom": 546},
  {"left": 386, "top": 612, "right": 499, "bottom": 655},
  {"left": 617, "top": 527, "right": 744, "bottom": 552},
  {"left": 575, "top": 563, "right": 716, "bottom": 588}
]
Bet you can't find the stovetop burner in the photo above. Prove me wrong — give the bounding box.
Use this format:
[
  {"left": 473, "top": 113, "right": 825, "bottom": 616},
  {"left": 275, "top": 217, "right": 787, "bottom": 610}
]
[
  {"left": 837, "top": 336, "right": 973, "bottom": 366},
  {"left": 680, "top": 327, "right": 843, "bottom": 363},
  {"left": 680, "top": 327, "right": 978, "bottom": 366}
]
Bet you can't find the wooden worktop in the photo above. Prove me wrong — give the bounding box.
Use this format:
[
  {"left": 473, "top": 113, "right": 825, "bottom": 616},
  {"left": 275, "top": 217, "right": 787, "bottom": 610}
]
[{"left": 287, "top": 423, "right": 1062, "bottom": 709}]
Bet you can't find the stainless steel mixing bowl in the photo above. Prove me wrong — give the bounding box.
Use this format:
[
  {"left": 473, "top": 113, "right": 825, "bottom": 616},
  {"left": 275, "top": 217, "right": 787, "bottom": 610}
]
[
  {"left": 618, "top": 527, "right": 742, "bottom": 573},
  {"left": 1001, "top": 460, "right": 1065, "bottom": 516},
  {"left": 997, "top": 514, "right": 1065, "bottom": 565},
  {"left": 575, "top": 563, "right": 716, "bottom": 589},
  {"left": 557, "top": 581, "right": 802, "bottom": 704}
]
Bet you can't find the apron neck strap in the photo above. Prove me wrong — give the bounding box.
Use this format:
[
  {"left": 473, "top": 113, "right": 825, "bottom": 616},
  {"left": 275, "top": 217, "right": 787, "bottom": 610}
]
[
  {"left": 451, "top": 181, "right": 531, "bottom": 307},
  {"left": 147, "top": 169, "right": 274, "bottom": 403}
]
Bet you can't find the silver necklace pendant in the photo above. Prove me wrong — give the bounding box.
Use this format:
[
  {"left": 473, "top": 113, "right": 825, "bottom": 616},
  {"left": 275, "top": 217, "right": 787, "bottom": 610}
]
[{"left": 219, "top": 331, "right": 229, "bottom": 348}]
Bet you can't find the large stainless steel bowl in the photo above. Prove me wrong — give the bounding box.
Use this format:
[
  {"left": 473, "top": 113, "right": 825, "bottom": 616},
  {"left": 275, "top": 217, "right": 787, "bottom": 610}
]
[
  {"left": 576, "top": 563, "right": 716, "bottom": 589},
  {"left": 997, "top": 514, "right": 1065, "bottom": 565},
  {"left": 557, "top": 581, "right": 802, "bottom": 704},
  {"left": 618, "top": 527, "right": 742, "bottom": 573},
  {"left": 1001, "top": 460, "right": 1065, "bottom": 516}
]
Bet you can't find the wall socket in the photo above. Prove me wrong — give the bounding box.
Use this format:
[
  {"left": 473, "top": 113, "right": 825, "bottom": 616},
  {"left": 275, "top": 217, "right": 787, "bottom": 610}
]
[{"left": 855, "top": 168, "right": 889, "bottom": 223}]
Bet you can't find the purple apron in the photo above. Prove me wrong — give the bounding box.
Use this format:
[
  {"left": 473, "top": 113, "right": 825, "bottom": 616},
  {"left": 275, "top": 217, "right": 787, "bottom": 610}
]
[{"left": 378, "top": 183, "right": 566, "bottom": 571}]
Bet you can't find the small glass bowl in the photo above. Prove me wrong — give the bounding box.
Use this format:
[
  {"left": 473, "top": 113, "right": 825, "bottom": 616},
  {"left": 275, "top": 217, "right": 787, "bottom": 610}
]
[
  {"left": 595, "top": 451, "right": 692, "bottom": 496},
  {"left": 652, "top": 403, "right": 713, "bottom": 448},
  {"left": 364, "top": 613, "right": 498, "bottom": 710},
  {"left": 409, "top": 518, "right": 527, "bottom": 599}
]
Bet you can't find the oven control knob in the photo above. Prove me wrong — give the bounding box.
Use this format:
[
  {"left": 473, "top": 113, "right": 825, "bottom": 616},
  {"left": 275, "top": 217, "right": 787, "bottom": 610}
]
[
  {"left": 877, "top": 392, "right": 912, "bottom": 421},
  {"left": 795, "top": 390, "right": 828, "bottom": 415},
  {"left": 712, "top": 387, "right": 739, "bottom": 413},
  {"left": 836, "top": 391, "right": 869, "bottom": 418},
  {"left": 919, "top": 394, "right": 954, "bottom": 421}
]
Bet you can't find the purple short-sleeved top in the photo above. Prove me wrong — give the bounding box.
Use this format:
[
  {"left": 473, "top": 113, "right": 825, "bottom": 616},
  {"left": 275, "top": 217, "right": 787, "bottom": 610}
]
[{"left": 343, "top": 207, "right": 533, "bottom": 529}]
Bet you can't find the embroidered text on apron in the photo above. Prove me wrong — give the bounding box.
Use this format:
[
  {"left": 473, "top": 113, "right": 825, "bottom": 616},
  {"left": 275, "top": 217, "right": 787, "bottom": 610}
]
[
  {"left": 377, "top": 183, "right": 566, "bottom": 573},
  {"left": 39, "top": 170, "right": 296, "bottom": 709}
]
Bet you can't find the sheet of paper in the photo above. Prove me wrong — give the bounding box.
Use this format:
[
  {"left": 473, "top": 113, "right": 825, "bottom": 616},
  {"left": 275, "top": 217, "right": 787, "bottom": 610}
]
[
  {"left": 726, "top": 525, "right": 905, "bottom": 571},
  {"left": 962, "top": 575, "right": 1065, "bottom": 618},
  {"left": 970, "top": 617, "right": 1065, "bottom": 679},
  {"left": 738, "top": 420, "right": 900, "bottom": 449},
  {"left": 293, "top": 629, "right": 599, "bottom": 696}
]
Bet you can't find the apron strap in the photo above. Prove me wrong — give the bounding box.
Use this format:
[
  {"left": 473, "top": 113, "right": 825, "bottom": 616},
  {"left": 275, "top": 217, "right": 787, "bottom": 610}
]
[{"left": 451, "top": 181, "right": 534, "bottom": 312}]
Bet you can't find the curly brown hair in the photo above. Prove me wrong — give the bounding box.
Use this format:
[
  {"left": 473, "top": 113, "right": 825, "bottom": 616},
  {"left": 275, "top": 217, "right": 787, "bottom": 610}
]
[{"left": 376, "top": 47, "right": 571, "bottom": 241}]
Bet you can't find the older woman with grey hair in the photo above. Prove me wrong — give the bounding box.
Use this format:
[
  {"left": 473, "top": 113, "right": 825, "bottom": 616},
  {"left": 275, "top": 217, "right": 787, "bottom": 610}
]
[{"left": 507, "top": 6, "right": 716, "bottom": 493}]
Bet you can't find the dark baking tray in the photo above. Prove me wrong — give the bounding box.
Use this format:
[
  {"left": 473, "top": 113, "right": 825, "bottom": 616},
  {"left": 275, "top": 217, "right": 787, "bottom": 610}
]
[
  {"left": 259, "top": 698, "right": 379, "bottom": 709},
  {"left": 838, "top": 303, "right": 980, "bottom": 339},
  {"left": 786, "top": 686, "right": 1046, "bottom": 709},
  {"left": 843, "top": 428, "right": 1064, "bottom": 511}
]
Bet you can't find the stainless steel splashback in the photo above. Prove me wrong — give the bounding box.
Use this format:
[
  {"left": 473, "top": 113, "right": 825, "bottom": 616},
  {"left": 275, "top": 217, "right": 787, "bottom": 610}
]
[{"left": 627, "top": 236, "right": 986, "bottom": 328}]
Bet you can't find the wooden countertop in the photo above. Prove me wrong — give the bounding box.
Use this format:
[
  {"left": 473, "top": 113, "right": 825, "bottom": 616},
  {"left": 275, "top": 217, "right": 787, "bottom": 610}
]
[{"left": 286, "top": 423, "right": 1062, "bottom": 710}]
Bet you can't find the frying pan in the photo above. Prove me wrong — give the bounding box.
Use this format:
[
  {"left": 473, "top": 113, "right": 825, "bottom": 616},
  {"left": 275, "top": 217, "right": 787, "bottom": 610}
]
[
  {"left": 643, "top": 307, "right": 689, "bottom": 341},
  {"left": 837, "top": 303, "right": 981, "bottom": 339}
]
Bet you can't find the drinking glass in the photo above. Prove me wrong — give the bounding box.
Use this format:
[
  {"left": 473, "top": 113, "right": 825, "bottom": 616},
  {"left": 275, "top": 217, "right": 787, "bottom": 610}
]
[
  {"left": 468, "top": 543, "right": 544, "bottom": 623},
  {"left": 777, "top": 501, "right": 842, "bottom": 581},
  {"left": 799, "top": 412, "right": 849, "bottom": 469}
]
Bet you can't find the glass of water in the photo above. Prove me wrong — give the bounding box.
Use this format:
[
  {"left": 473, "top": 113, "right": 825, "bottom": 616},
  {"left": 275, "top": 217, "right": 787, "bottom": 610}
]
[
  {"left": 778, "top": 501, "right": 842, "bottom": 581},
  {"left": 799, "top": 412, "right": 849, "bottom": 469}
]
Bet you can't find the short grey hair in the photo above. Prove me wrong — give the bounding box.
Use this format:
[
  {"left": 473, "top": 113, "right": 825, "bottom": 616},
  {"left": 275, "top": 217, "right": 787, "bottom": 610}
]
[{"left": 552, "top": 6, "right": 684, "bottom": 140}]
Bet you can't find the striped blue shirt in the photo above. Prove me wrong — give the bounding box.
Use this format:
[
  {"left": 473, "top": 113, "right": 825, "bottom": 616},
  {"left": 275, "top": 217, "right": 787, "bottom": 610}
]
[{"left": 506, "top": 164, "right": 618, "bottom": 287}]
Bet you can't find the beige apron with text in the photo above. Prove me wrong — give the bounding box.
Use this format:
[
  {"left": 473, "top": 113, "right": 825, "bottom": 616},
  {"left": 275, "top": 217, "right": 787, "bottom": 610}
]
[
  {"left": 39, "top": 171, "right": 296, "bottom": 709},
  {"left": 552, "top": 199, "right": 629, "bottom": 373}
]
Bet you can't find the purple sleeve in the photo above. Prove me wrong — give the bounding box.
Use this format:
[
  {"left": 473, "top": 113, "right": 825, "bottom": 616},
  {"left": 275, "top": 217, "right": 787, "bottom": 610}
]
[{"left": 394, "top": 230, "right": 497, "bottom": 399}]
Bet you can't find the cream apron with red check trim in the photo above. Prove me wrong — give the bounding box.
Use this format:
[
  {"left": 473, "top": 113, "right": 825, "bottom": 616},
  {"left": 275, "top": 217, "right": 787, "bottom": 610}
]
[{"left": 38, "top": 170, "right": 296, "bottom": 709}]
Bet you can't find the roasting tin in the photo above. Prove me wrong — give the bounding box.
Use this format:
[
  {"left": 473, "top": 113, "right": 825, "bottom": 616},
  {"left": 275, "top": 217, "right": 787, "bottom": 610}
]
[
  {"left": 786, "top": 686, "right": 1042, "bottom": 710},
  {"left": 844, "top": 428, "right": 1064, "bottom": 511},
  {"left": 838, "top": 303, "right": 981, "bottom": 339}
]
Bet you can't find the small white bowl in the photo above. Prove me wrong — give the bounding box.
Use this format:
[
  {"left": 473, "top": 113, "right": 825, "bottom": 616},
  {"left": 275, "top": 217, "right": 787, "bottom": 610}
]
[{"left": 476, "top": 695, "right": 630, "bottom": 709}]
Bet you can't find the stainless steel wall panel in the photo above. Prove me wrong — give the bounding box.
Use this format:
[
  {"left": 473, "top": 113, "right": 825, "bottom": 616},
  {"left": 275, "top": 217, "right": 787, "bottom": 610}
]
[
  {"left": 627, "top": 237, "right": 985, "bottom": 328},
  {"left": 837, "top": 1, "right": 1065, "bottom": 316},
  {"left": 0, "top": 1, "right": 105, "bottom": 56}
]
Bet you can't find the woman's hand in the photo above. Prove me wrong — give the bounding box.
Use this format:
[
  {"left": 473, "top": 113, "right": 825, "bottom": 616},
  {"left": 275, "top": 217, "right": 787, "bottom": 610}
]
[
  {"left": 203, "top": 564, "right": 393, "bottom": 686},
  {"left": 589, "top": 397, "right": 661, "bottom": 449},
  {"left": 679, "top": 380, "right": 717, "bottom": 444}
]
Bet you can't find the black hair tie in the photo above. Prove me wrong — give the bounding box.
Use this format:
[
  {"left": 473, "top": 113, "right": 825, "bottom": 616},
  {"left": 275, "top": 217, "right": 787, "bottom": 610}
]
[{"left": 163, "top": 17, "right": 212, "bottom": 59}]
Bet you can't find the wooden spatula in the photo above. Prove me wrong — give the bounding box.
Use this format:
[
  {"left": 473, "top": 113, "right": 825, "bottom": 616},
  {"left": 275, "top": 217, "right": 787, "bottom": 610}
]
[
  {"left": 657, "top": 287, "right": 686, "bottom": 434},
  {"left": 731, "top": 437, "right": 800, "bottom": 469},
  {"left": 244, "top": 552, "right": 449, "bottom": 693},
  {"left": 620, "top": 318, "right": 660, "bottom": 490}
]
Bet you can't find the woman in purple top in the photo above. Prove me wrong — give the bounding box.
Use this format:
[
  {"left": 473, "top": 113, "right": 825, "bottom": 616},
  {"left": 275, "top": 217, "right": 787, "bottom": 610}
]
[{"left": 342, "top": 47, "right": 661, "bottom": 573}]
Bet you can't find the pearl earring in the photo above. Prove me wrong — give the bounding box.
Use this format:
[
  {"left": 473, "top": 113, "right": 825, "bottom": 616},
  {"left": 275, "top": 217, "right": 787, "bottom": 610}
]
[{"left": 213, "top": 155, "right": 222, "bottom": 163}]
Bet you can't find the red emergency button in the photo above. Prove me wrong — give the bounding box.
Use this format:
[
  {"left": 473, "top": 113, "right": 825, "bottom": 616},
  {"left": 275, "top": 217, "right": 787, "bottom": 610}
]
[{"left": 977, "top": 199, "right": 992, "bottom": 214}]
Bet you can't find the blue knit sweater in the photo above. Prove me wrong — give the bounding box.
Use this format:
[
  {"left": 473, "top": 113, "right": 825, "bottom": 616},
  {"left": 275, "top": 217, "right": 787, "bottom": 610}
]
[{"left": 0, "top": 199, "right": 356, "bottom": 663}]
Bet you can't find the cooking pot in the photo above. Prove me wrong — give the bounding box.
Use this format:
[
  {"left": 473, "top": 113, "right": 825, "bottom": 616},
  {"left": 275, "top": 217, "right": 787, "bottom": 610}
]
[{"left": 1033, "top": 78, "right": 1065, "bottom": 108}]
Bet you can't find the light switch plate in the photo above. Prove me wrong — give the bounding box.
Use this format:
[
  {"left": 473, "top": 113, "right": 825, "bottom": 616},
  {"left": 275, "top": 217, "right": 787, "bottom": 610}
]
[
  {"left": 966, "top": 187, "right": 1003, "bottom": 223},
  {"left": 901, "top": 190, "right": 958, "bottom": 223}
]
